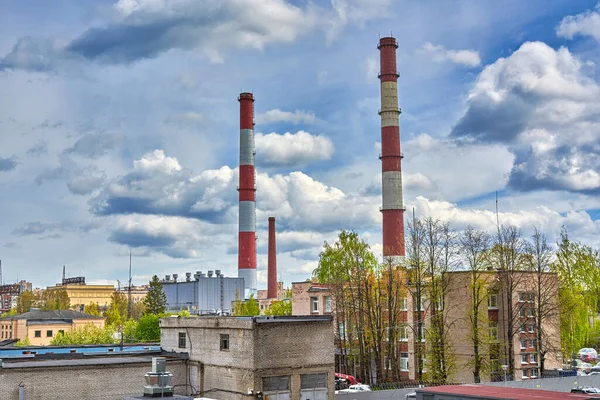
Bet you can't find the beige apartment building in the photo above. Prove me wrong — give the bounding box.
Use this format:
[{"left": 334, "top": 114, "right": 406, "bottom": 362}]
[
  {"left": 445, "top": 270, "right": 561, "bottom": 383},
  {"left": 46, "top": 283, "right": 114, "bottom": 310},
  {"left": 0, "top": 309, "right": 105, "bottom": 345}
]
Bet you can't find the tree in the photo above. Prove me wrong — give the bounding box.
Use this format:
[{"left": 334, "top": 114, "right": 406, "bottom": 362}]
[
  {"left": 136, "top": 314, "right": 161, "bottom": 342},
  {"left": 526, "top": 228, "right": 560, "bottom": 376},
  {"left": 41, "top": 288, "right": 70, "bottom": 310},
  {"left": 492, "top": 225, "right": 527, "bottom": 380},
  {"left": 0, "top": 309, "right": 17, "bottom": 318},
  {"left": 460, "top": 225, "right": 492, "bottom": 383},
  {"left": 233, "top": 293, "right": 260, "bottom": 316},
  {"left": 16, "top": 290, "right": 37, "bottom": 313},
  {"left": 50, "top": 323, "right": 116, "bottom": 345},
  {"left": 123, "top": 318, "right": 138, "bottom": 343},
  {"left": 144, "top": 275, "right": 166, "bottom": 315},
  {"left": 105, "top": 291, "right": 128, "bottom": 327},
  {"left": 313, "top": 230, "right": 378, "bottom": 383},
  {"left": 15, "top": 337, "right": 31, "bottom": 346},
  {"left": 263, "top": 300, "right": 292, "bottom": 316},
  {"left": 84, "top": 302, "right": 102, "bottom": 316}
]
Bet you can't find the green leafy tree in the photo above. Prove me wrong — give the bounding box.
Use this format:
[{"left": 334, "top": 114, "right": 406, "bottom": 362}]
[
  {"left": 143, "top": 275, "right": 166, "bottom": 315},
  {"left": 84, "top": 302, "right": 102, "bottom": 316},
  {"left": 263, "top": 300, "right": 292, "bottom": 316},
  {"left": 233, "top": 293, "right": 260, "bottom": 316},
  {"left": 105, "top": 291, "right": 128, "bottom": 327},
  {"left": 15, "top": 337, "right": 31, "bottom": 346},
  {"left": 136, "top": 314, "right": 160, "bottom": 342},
  {"left": 1, "top": 309, "right": 18, "bottom": 318},
  {"left": 50, "top": 323, "right": 116, "bottom": 345},
  {"left": 123, "top": 319, "right": 138, "bottom": 343},
  {"left": 16, "top": 290, "right": 37, "bottom": 313},
  {"left": 131, "top": 301, "right": 146, "bottom": 320},
  {"left": 42, "top": 288, "right": 70, "bottom": 310}
]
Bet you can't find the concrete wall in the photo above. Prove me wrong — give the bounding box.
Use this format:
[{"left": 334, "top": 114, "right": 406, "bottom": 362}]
[
  {"left": 0, "top": 359, "right": 188, "bottom": 400},
  {"left": 161, "top": 316, "right": 335, "bottom": 400}
]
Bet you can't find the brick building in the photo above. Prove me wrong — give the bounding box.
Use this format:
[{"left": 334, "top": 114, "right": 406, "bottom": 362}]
[
  {"left": 0, "top": 350, "right": 187, "bottom": 399},
  {"left": 445, "top": 270, "right": 561, "bottom": 383},
  {"left": 0, "top": 309, "right": 105, "bottom": 345},
  {"left": 291, "top": 282, "right": 333, "bottom": 316},
  {"left": 160, "top": 315, "right": 335, "bottom": 400},
  {"left": 0, "top": 280, "right": 33, "bottom": 312}
]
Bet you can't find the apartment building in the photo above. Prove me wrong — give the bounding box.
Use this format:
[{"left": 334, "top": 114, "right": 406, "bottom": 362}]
[{"left": 444, "top": 271, "right": 561, "bottom": 383}]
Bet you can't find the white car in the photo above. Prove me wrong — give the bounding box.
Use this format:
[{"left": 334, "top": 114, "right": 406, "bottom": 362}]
[{"left": 337, "top": 384, "right": 372, "bottom": 393}]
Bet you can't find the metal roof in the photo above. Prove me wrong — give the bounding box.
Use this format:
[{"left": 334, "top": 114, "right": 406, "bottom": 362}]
[{"left": 0, "top": 309, "right": 103, "bottom": 321}]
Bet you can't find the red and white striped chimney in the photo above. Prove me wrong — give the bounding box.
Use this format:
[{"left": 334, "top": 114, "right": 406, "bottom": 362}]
[
  {"left": 238, "top": 92, "right": 257, "bottom": 297},
  {"left": 267, "top": 216, "right": 277, "bottom": 299},
  {"left": 378, "top": 37, "right": 406, "bottom": 257}
]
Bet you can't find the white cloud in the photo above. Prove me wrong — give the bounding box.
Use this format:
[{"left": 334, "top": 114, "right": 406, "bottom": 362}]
[
  {"left": 325, "top": 0, "right": 393, "bottom": 44},
  {"left": 556, "top": 3, "right": 600, "bottom": 42},
  {"left": 365, "top": 57, "right": 378, "bottom": 83},
  {"left": 255, "top": 109, "right": 316, "bottom": 125},
  {"left": 420, "top": 42, "right": 481, "bottom": 67},
  {"left": 452, "top": 41, "right": 600, "bottom": 194},
  {"left": 255, "top": 131, "right": 334, "bottom": 167}
]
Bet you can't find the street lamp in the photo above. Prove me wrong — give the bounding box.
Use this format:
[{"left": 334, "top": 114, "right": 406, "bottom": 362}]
[{"left": 501, "top": 365, "right": 509, "bottom": 386}]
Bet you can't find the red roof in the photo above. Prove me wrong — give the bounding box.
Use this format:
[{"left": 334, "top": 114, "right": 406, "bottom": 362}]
[{"left": 420, "top": 384, "right": 600, "bottom": 399}]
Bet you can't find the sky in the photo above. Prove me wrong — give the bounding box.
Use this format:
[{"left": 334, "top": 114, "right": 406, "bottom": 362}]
[{"left": 0, "top": 0, "right": 599, "bottom": 289}]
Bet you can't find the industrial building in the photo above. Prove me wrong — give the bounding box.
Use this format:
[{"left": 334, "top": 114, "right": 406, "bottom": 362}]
[
  {"left": 162, "top": 271, "right": 244, "bottom": 315},
  {"left": 160, "top": 315, "right": 335, "bottom": 400}
]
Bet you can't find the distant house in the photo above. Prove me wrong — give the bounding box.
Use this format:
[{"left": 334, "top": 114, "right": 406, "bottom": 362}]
[{"left": 0, "top": 309, "right": 104, "bottom": 346}]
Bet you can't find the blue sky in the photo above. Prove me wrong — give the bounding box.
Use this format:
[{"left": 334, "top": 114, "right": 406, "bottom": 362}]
[{"left": 1, "top": 0, "right": 599, "bottom": 289}]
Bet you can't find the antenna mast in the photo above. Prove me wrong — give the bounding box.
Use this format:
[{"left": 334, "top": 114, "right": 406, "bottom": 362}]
[
  {"left": 0, "top": 259, "right": 3, "bottom": 286},
  {"left": 127, "top": 249, "right": 132, "bottom": 320}
]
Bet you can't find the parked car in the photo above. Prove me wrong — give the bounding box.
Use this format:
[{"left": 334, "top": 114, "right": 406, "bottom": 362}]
[
  {"left": 579, "top": 348, "right": 598, "bottom": 363},
  {"left": 337, "top": 384, "right": 372, "bottom": 393},
  {"left": 571, "top": 386, "right": 600, "bottom": 394}
]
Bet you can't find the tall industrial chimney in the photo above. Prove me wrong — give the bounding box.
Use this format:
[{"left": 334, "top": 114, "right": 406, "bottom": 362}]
[
  {"left": 267, "top": 217, "right": 277, "bottom": 299},
  {"left": 238, "top": 92, "right": 257, "bottom": 298},
  {"left": 378, "top": 37, "right": 406, "bottom": 257}
]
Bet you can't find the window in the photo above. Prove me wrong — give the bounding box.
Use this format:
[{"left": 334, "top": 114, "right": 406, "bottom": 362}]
[
  {"left": 311, "top": 296, "right": 319, "bottom": 313},
  {"left": 400, "top": 352, "right": 409, "bottom": 371},
  {"left": 520, "top": 324, "right": 525, "bottom": 333},
  {"left": 34, "top": 330, "right": 41, "bottom": 338},
  {"left": 521, "top": 354, "right": 528, "bottom": 364},
  {"left": 400, "top": 298, "right": 408, "bottom": 311},
  {"left": 528, "top": 325, "right": 535, "bottom": 333},
  {"left": 418, "top": 325, "right": 426, "bottom": 342},
  {"left": 530, "top": 353, "right": 537, "bottom": 364},
  {"left": 521, "top": 340, "right": 527, "bottom": 349},
  {"left": 338, "top": 322, "right": 346, "bottom": 340},
  {"left": 178, "top": 332, "right": 186, "bottom": 348},
  {"left": 489, "top": 326, "right": 498, "bottom": 341},
  {"left": 220, "top": 334, "right": 230, "bottom": 351},
  {"left": 413, "top": 299, "right": 425, "bottom": 311},
  {"left": 531, "top": 339, "right": 537, "bottom": 350},
  {"left": 490, "top": 359, "right": 500, "bottom": 373},
  {"left": 519, "top": 292, "right": 534, "bottom": 302},
  {"left": 519, "top": 309, "right": 525, "bottom": 318},
  {"left": 399, "top": 326, "right": 409, "bottom": 341},
  {"left": 46, "top": 330, "right": 52, "bottom": 337},
  {"left": 531, "top": 368, "right": 539, "bottom": 378},
  {"left": 301, "top": 373, "right": 327, "bottom": 389},
  {"left": 488, "top": 293, "right": 498, "bottom": 309},
  {"left": 263, "top": 376, "right": 290, "bottom": 392},
  {"left": 325, "top": 296, "right": 332, "bottom": 313}
]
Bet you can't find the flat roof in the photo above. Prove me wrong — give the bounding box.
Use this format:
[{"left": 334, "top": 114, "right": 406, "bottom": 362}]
[
  {"left": 1, "top": 352, "right": 187, "bottom": 369},
  {"left": 419, "top": 384, "right": 597, "bottom": 399}
]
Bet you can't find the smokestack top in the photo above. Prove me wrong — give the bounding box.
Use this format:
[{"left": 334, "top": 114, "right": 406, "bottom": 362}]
[
  {"left": 268, "top": 216, "right": 275, "bottom": 221},
  {"left": 378, "top": 37, "right": 398, "bottom": 48},
  {"left": 238, "top": 92, "right": 254, "bottom": 101}
]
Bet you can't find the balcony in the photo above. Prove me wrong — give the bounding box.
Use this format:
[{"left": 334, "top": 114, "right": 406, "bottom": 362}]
[{"left": 378, "top": 108, "right": 402, "bottom": 115}]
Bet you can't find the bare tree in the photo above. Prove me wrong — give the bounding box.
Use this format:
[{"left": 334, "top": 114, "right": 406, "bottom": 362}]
[
  {"left": 424, "top": 217, "right": 458, "bottom": 382},
  {"left": 382, "top": 255, "right": 405, "bottom": 382},
  {"left": 493, "top": 225, "right": 527, "bottom": 380},
  {"left": 406, "top": 214, "right": 426, "bottom": 381},
  {"left": 460, "top": 225, "right": 492, "bottom": 383},
  {"left": 525, "top": 227, "right": 560, "bottom": 376}
]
